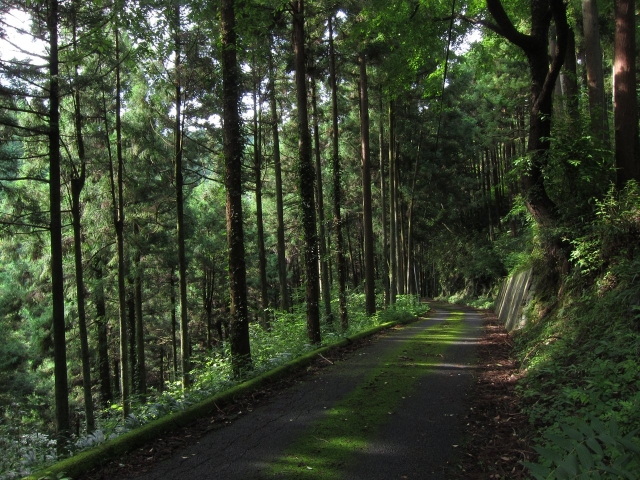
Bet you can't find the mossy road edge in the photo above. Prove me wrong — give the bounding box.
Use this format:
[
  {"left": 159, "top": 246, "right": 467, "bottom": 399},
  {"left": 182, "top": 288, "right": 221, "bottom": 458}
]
[{"left": 24, "top": 313, "right": 425, "bottom": 480}]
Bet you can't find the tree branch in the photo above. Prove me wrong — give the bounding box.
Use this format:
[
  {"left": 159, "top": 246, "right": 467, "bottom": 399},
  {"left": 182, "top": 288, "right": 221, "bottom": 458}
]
[
  {"left": 533, "top": 0, "right": 568, "bottom": 114},
  {"left": 0, "top": 176, "right": 50, "bottom": 183},
  {"left": 485, "top": 0, "right": 535, "bottom": 51}
]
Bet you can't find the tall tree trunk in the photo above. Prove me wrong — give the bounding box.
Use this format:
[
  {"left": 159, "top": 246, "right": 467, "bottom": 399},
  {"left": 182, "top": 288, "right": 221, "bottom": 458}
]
[
  {"left": 311, "top": 78, "right": 333, "bottom": 324},
  {"left": 170, "top": 271, "right": 178, "bottom": 379},
  {"left": 359, "top": 54, "right": 376, "bottom": 316},
  {"left": 253, "top": 67, "right": 270, "bottom": 329},
  {"left": 561, "top": 27, "right": 579, "bottom": 119},
  {"left": 379, "top": 89, "right": 389, "bottom": 307},
  {"left": 94, "top": 260, "right": 112, "bottom": 405},
  {"left": 268, "top": 41, "right": 290, "bottom": 312},
  {"left": 48, "top": 0, "right": 70, "bottom": 447},
  {"left": 614, "top": 0, "right": 640, "bottom": 188},
  {"left": 172, "top": 4, "right": 190, "bottom": 390},
  {"left": 406, "top": 133, "right": 422, "bottom": 295},
  {"left": 222, "top": 0, "right": 252, "bottom": 374},
  {"left": 70, "top": 11, "right": 94, "bottom": 431},
  {"left": 203, "top": 265, "right": 215, "bottom": 347},
  {"left": 582, "top": 0, "right": 609, "bottom": 145},
  {"left": 133, "top": 223, "right": 146, "bottom": 397},
  {"left": 328, "top": 16, "right": 348, "bottom": 329},
  {"left": 393, "top": 154, "right": 407, "bottom": 295},
  {"left": 105, "top": 23, "right": 130, "bottom": 418},
  {"left": 486, "top": 0, "right": 568, "bottom": 228},
  {"left": 127, "top": 286, "right": 137, "bottom": 393},
  {"left": 71, "top": 93, "right": 94, "bottom": 433},
  {"left": 293, "top": 0, "right": 321, "bottom": 344},
  {"left": 388, "top": 101, "right": 397, "bottom": 304}
]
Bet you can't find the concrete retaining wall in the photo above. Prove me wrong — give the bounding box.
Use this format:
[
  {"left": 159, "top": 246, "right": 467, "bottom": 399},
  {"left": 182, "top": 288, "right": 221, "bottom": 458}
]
[{"left": 494, "top": 269, "right": 533, "bottom": 331}]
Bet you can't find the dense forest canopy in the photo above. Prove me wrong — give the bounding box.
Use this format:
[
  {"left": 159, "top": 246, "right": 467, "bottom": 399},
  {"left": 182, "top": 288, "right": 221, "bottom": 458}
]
[{"left": 1, "top": 0, "right": 639, "bottom": 476}]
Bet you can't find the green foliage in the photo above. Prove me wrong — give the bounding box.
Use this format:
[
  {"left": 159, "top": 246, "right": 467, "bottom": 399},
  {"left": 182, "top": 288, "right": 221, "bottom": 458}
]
[
  {"left": 524, "top": 417, "right": 640, "bottom": 480},
  {"left": 1, "top": 292, "right": 428, "bottom": 478},
  {"left": 513, "top": 182, "right": 640, "bottom": 479}
]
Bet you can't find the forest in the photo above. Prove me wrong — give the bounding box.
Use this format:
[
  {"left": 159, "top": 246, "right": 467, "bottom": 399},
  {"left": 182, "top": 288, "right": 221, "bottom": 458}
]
[{"left": 1, "top": 0, "right": 639, "bottom": 477}]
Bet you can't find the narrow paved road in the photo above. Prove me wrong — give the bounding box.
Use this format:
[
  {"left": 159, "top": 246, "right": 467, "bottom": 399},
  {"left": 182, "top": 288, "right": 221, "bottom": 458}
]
[{"left": 129, "top": 304, "right": 482, "bottom": 480}]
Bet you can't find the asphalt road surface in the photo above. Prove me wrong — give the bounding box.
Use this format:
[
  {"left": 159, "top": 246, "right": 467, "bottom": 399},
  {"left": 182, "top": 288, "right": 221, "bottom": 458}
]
[{"left": 128, "top": 303, "right": 482, "bottom": 480}]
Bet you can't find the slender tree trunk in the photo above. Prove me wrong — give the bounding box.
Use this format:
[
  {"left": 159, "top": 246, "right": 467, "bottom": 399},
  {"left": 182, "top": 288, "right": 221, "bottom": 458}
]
[
  {"left": 94, "top": 260, "right": 112, "bottom": 405},
  {"left": 127, "top": 286, "right": 136, "bottom": 393},
  {"left": 406, "top": 133, "right": 422, "bottom": 295},
  {"left": 388, "top": 101, "right": 397, "bottom": 304},
  {"left": 311, "top": 78, "right": 333, "bottom": 323},
  {"left": 71, "top": 118, "right": 94, "bottom": 433},
  {"left": 359, "top": 54, "right": 376, "bottom": 316},
  {"left": 253, "top": 67, "right": 270, "bottom": 329},
  {"left": 222, "top": 0, "right": 252, "bottom": 374},
  {"left": 561, "top": 27, "right": 579, "bottom": 119},
  {"left": 582, "top": 0, "right": 609, "bottom": 145},
  {"left": 393, "top": 156, "right": 407, "bottom": 295},
  {"left": 48, "top": 0, "right": 70, "bottom": 446},
  {"left": 293, "top": 0, "right": 321, "bottom": 344},
  {"left": 203, "top": 265, "right": 215, "bottom": 348},
  {"left": 170, "top": 272, "right": 178, "bottom": 379},
  {"left": 105, "top": 24, "right": 130, "bottom": 418},
  {"left": 328, "top": 16, "right": 348, "bottom": 329},
  {"left": 268, "top": 41, "right": 290, "bottom": 312},
  {"left": 133, "top": 223, "right": 146, "bottom": 397},
  {"left": 70, "top": 14, "right": 94, "bottom": 431},
  {"left": 614, "top": 0, "right": 640, "bottom": 187},
  {"left": 345, "top": 214, "right": 357, "bottom": 286},
  {"left": 172, "top": 4, "right": 190, "bottom": 390},
  {"left": 379, "top": 89, "right": 389, "bottom": 307}
]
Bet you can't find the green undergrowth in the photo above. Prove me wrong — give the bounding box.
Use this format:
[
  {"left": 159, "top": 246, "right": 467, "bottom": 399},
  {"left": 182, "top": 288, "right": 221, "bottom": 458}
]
[
  {"left": 9, "top": 294, "right": 428, "bottom": 480},
  {"left": 514, "top": 185, "right": 640, "bottom": 478},
  {"left": 267, "top": 311, "right": 466, "bottom": 479}
]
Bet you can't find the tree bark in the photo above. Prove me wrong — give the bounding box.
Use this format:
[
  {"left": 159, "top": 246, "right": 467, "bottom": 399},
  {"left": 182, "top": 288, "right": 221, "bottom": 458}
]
[
  {"left": 561, "top": 27, "right": 579, "bottom": 119},
  {"left": 133, "top": 223, "right": 146, "bottom": 397},
  {"left": 582, "top": 0, "right": 609, "bottom": 145},
  {"left": 106, "top": 23, "right": 130, "bottom": 418},
  {"left": 171, "top": 4, "right": 190, "bottom": 390},
  {"left": 311, "top": 78, "right": 333, "bottom": 323},
  {"left": 253, "top": 66, "right": 270, "bottom": 329},
  {"left": 328, "top": 16, "right": 348, "bottom": 329},
  {"left": 48, "top": 0, "right": 70, "bottom": 447},
  {"left": 70, "top": 10, "right": 94, "bottom": 430},
  {"left": 293, "top": 0, "right": 321, "bottom": 344},
  {"left": 359, "top": 54, "right": 376, "bottom": 316},
  {"left": 222, "top": 0, "right": 253, "bottom": 374},
  {"left": 388, "top": 101, "right": 397, "bottom": 304},
  {"left": 486, "top": 0, "right": 568, "bottom": 227},
  {"left": 268, "top": 40, "right": 290, "bottom": 312},
  {"left": 379, "top": 89, "right": 389, "bottom": 307},
  {"left": 170, "top": 271, "right": 178, "bottom": 379},
  {"left": 406, "top": 133, "right": 422, "bottom": 295},
  {"left": 614, "top": 0, "right": 640, "bottom": 188},
  {"left": 94, "top": 260, "right": 112, "bottom": 405}
]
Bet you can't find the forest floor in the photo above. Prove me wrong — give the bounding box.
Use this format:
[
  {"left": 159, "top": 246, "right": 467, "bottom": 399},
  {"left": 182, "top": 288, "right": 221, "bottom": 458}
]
[{"left": 77, "top": 304, "right": 535, "bottom": 480}]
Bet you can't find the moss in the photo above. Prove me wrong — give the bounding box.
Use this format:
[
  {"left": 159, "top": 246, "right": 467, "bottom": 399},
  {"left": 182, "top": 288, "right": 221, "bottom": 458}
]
[{"left": 266, "top": 311, "right": 466, "bottom": 479}]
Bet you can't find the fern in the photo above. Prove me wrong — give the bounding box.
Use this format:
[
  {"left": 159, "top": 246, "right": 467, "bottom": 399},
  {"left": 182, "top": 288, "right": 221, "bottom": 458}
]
[{"left": 524, "top": 417, "right": 640, "bottom": 479}]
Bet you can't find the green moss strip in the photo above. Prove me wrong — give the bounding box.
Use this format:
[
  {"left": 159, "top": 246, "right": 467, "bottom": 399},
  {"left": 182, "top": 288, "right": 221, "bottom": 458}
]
[
  {"left": 267, "top": 311, "right": 466, "bottom": 479},
  {"left": 24, "top": 314, "right": 422, "bottom": 480}
]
